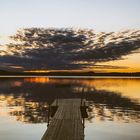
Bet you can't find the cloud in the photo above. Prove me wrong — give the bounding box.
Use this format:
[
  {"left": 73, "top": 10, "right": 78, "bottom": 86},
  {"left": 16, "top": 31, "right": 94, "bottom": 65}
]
[{"left": 0, "top": 28, "right": 140, "bottom": 70}]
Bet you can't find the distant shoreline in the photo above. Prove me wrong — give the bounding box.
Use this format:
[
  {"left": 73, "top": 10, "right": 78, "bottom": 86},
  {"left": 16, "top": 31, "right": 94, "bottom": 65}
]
[
  {"left": 0, "top": 71, "right": 140, "bottom": 77},
  {"left": 0, "top": 76, "right": 140, "bottom": 79}
]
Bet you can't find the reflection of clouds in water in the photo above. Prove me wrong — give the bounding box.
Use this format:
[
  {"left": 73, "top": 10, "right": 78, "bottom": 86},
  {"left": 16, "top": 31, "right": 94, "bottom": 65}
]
[
  {"left": 72, "top": 78, "right": 140, "bottom": 101},
  {"left": 88, "top": 103, "right": 140, "bottom": 123},
  {"left": 0, "top": 28, "right": 140, "bottom": 70},
  {"left": 24, "top": 78, "right": 140, "bottom": 101},
  {"left": 0, "top": 91, "right": 140, "bottom": 124},
  {"left": 0, "top": 95, "right": 49, "bottom": 123},
  {"left": 0, "top": 78, "right": 140, "bottom": 123}
]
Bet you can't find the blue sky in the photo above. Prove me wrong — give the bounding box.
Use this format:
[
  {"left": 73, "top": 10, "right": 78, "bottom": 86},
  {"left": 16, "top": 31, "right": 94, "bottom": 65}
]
[{"left": 0, "top": 0, "right": 140, "bottom": 34}]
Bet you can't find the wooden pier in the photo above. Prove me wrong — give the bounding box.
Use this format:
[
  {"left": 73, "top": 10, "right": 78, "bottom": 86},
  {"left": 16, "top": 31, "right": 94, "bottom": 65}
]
[{"left": 41, "top": 99, "right": 88, "bottom": 140}]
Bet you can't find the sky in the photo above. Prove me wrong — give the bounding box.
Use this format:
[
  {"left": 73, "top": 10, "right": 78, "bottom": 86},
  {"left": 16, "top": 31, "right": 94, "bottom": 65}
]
[
  {"left": 0, "top": 0, "right": 140, "bottom": 72},
  {"left": 0, "top": 0, "right": 140, "bottom": 35}
]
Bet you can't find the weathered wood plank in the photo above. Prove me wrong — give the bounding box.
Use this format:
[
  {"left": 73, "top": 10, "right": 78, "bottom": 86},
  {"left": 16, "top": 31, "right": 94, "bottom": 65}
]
[{"left": 42, "top": 99, "right": 86, "bottom": 140}]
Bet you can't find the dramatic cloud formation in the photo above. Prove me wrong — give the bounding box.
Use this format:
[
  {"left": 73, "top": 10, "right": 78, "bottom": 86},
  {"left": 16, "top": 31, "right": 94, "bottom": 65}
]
[{"left": 0, "top": 28, "right": 140, "bottom": 70}]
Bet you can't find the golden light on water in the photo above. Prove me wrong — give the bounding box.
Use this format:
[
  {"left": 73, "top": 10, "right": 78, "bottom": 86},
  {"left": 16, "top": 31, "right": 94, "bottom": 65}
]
[
  {"left": 11, "top": 77, "right": 140, "bottom": 121},
  {"left": 77, "top": 78, "right": 140, "bottom": 100},
  {"left": 0, "top": 95, "right": 24, "bottom": 117},
  {"left": 24, "top": 77, "right": 50, "bottom": 84},
  {"left": 0, "top": 94, "right": 48, "bottom": 122},
  {"left": 13, "top": 81, "right": 22, "bottom": 87},
  {"left": 0, "top": 78, "right": 140, "bottom": 124},
  {"left": 24, "top": 77, "right": 140, "bottom": 102},
  {"left": 24, "top": 70, "right": 50, "bottom": 73}
]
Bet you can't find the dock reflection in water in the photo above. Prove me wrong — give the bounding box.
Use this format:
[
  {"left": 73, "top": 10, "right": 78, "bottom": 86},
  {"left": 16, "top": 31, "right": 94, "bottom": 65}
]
[{"left": 0, "top": 77, "right": 140, "bottom": 140}]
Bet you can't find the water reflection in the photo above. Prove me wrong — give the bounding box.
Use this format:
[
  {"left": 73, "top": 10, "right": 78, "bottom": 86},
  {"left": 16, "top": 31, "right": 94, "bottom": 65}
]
[
  {"left": 0, "top": 95, "right": 49, "bottom": 123},
  {"left": 0, "top": 77, "right": 140, "bottom": 124}
]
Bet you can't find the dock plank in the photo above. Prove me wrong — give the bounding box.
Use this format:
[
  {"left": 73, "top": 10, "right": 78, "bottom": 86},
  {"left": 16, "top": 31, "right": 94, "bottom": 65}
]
[{"left": 41, "top": 99, "right": 85, "bottom": 140}]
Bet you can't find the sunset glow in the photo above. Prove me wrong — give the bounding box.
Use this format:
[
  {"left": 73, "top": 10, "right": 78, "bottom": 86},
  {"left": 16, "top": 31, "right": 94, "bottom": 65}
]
[
  {"left": 0, "top": 0, "right": 139, "bottom": 73},
  {"left": 0, "top": 1, "right": 140, "bottom": 140}
]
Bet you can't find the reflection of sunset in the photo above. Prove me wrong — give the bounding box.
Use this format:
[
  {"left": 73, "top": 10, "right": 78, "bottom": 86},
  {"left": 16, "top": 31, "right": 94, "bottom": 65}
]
[
  {"left": 88, "top": 104, "right": 140, "bottom": 123},
  {"left": 0, "top": 95, "right": 48, "bottom": 123},
  {"left": 24, "top": 77, "right": 50, "bottom": 84},
  {"left": 0, "top": 77, "right": 140, "bottom": 124},
  {"left": 78, "top": 78, "right": 140, "bottom": 100},
  {"left": 1, "top": 77, "right": 140, "bottom": 122},
  {"left": 0, "top": 92, "right": 140, "bottom": 124},
  {"left": 0, "top": 95, "right": 24, "bottom": 117},
  {"left": 24, "top": 78, "right": 140, "bottom": 101},
  {"left": 13, "top": 81, "right": 22, "bottom": 87}
]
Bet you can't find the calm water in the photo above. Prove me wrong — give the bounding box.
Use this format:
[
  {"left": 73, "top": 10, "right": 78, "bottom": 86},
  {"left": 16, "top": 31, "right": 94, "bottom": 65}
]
[{"left": 0, "top": 77, "right": 140, "bottom": 140}]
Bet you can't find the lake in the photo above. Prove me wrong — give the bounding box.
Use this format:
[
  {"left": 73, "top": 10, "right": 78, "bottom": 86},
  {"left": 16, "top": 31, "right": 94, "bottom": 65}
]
[{"left": 0, "top": 77, "right": 140, "bottom": 140}]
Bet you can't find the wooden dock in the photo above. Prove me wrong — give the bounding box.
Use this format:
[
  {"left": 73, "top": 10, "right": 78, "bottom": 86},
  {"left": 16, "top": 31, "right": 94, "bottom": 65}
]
[{"left": 41, "top": 99, "right": 88, "bottom": 140}]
